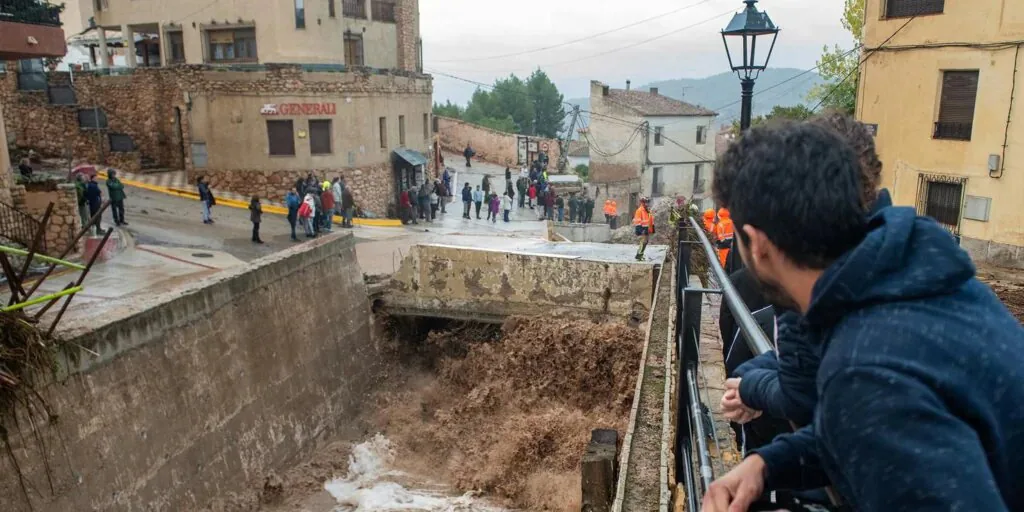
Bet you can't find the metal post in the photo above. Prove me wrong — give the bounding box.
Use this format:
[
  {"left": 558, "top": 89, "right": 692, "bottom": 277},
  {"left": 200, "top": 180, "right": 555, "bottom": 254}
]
[
  {"left": 740, "top": 78, "right": 755, "bottom": 131},
  {"left": 687, "top": 363, "right": 714, "bottom": 491}
]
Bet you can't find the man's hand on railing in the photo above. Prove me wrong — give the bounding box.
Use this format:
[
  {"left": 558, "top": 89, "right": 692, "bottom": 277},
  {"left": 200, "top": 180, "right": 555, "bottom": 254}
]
[
  {"left": 702, "top": 454, "right": 768, "bottom": 512},
  {"left": 722, "top": 378, "right": 762, "bottom": 424}
]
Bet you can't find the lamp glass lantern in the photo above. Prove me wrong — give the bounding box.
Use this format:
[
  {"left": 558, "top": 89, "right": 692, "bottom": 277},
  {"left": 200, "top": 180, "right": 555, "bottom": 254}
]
[{"left": 721, "top": 0, "right": 779, "bottom": 82}]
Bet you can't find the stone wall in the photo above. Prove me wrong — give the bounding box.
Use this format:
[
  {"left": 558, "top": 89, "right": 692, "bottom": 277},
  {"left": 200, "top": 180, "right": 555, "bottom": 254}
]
[
  {"left": 395, "top": 0, "right": 421, "bottom": 72},
  {"left": 9, "top": 183, "right": 82, "bottom": 255},
  {"left": 436, "top": 115, "right": 562, "bottom": 170},
  {"left": 199, "top": 162, "right": 394, "bottom": 217},
  {"left": 0, "top": 234, "right": 380, "bottom": 512}
]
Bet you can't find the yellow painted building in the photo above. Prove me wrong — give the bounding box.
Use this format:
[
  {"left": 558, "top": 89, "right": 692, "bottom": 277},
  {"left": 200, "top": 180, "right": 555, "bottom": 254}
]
[{"left": 857, "top": 0, "right": 1024, "bottom": 267}]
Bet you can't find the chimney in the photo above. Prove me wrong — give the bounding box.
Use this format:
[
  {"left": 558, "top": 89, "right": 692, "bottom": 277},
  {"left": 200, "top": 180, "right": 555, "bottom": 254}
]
[
  {"left": 602, "top": 85, "right": 610, "bottom": 96},
  {"left": 626, "top": 80, "right": 631, "bottom": 91},
  {"left": 650, "top": 87, "right": 658, "bottom": 96}
]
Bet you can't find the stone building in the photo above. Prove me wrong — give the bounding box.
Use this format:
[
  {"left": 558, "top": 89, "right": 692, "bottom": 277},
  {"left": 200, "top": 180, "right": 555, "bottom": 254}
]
[
  {"left": 858, "top": 0, "right": 1024, "bottom": 267},
  {"left": 3, "top": 0, "right": 431, "bottom": 217},
  {"left": 587, "top": 80, "right": 717, "bottom": 216}
]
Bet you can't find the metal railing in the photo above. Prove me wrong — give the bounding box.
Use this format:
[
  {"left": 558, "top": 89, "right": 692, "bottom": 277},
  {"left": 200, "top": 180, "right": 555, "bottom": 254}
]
[
  {"left": 0, "top": 0, "right": 63, "bottom": 26},
  {"left": 0, "top": 200, "right": 46, "bottom": 253},
  {"left": 674, "top": 216, "right": 772, "bottom": 512}
]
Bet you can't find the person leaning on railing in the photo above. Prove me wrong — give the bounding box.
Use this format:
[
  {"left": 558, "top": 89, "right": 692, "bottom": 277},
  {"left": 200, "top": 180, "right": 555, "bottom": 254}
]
[{"left": 702, "top": 121, "right": 1024, "bottom": 512}]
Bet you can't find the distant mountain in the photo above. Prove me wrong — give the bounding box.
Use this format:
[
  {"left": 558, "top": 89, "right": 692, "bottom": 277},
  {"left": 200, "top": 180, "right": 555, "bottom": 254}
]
[{"left": 565, "top": 68, "right": 823, "bottom": 134}]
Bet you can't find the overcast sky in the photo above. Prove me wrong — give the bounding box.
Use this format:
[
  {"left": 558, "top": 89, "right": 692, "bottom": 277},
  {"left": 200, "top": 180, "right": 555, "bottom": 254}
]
[{"left": 421, "top": 0, "right": 853, "bottom": 105}]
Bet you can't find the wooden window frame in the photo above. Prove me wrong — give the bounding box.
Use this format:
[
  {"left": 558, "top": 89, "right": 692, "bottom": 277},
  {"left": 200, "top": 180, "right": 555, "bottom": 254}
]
[
  {"left": 309, "top": 119, "right": 333, "bottom": 155},
  {"left": 371, "top": 0, "right": 396, "bottom": 23},
  {"left": 267, "top": 120, "right": 296, "bottom": 157},
  {"left": 934, "top": 70, "right": 979, "bottom": 141},
  {"left": 344, "top": 33, "right": 364, "bottom": 66},
  {"left": 379, "top": 117, "right": 388, "bottom": 149},
  {"left": 343, "top": 0, "right": 367, "bottom": 19},
  {"left": 205, "top": 27, "right": 259, "bottom": 64}
]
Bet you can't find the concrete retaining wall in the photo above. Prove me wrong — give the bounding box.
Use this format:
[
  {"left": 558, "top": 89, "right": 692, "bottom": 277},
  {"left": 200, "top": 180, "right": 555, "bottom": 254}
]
[
  {"left": 0, "top": 234, "right": 378, "bottom": 511},
  {"left": 961, "top": 235, "right": 1024, "bottom": 270},
  {"left": 387, "top": 244, "right": 655, "bottom": 321},
  {"left": 553, "top": 222, "right": 612, "bottom": 243},
  {"left": 436, "top": 115, "right": 561, "bottom": 168}
]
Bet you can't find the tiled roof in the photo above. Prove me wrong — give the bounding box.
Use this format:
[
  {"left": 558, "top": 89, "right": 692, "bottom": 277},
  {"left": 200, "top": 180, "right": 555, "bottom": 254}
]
[
  {"left": 567, "top": 140, "right": 589, "bottom": 158},
  {"left": 606, "top": 89, "right": 717, "bottom": 117}
]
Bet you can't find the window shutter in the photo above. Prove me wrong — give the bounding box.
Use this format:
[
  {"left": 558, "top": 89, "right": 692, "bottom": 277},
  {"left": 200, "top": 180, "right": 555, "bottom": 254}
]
[
  {"left": 938, "top": 71, "right": 979, "bottom": 124},
  {"left": 886, "top": 0, "right": 944, "bottom": 18},
  {"left": 267, "top": 120, "right": 295, "bottom": 156}
]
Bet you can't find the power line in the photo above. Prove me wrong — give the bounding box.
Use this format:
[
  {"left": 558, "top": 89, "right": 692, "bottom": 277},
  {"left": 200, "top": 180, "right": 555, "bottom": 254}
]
[
  {"left": 810, "top": 16, "right": 916, "bottom": 112},
  {"left": 428, "top": 0, "right": 715, "bottom": 64}
]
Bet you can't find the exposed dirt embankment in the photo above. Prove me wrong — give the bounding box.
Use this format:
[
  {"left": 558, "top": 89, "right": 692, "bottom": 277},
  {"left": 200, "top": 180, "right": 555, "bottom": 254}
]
[{"left": 372, "top": 316, "right": 643, "bottom": 511}]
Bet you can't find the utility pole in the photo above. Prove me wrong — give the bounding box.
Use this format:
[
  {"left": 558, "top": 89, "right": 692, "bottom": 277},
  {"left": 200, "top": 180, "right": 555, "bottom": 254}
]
[{"left": 557, "top": 105, "right": 581, "bottom": 172}]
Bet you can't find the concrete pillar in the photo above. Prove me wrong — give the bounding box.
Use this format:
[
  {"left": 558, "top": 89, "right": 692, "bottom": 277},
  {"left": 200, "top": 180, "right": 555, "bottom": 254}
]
[
  {"left": 158, "top": 22, "right": 168, "bottom": 67},
  {"left": 97, "top": 28, "right": 109, "bottom": 69},
  {"left": 0, "top": 105, "right": 11, "bottom": 204},
  {"left": 122, "top": 25, "right": 137, "bottom": 68}
]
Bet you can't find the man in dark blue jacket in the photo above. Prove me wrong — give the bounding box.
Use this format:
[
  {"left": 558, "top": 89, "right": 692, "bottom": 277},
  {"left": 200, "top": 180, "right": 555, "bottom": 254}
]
[{"left": 703, "top": 122, "right": 1024, "bottom": 512}]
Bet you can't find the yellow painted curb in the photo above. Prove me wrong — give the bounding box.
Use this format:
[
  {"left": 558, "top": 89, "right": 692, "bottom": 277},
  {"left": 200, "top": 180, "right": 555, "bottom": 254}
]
[{"left": 98, "top": 171, "right": 403, "bottom": 227}]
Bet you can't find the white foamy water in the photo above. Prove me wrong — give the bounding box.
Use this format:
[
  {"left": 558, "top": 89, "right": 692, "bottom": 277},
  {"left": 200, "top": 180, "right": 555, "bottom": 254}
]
[{"left": 325, "top": 434, "right": 505, "bottom": 512}]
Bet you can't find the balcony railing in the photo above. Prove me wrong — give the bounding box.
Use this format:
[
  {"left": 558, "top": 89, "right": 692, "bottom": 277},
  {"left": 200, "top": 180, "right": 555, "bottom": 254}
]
[
  {"left": 343, "top": 0, "right": 367, "bottom": 19},
  {"left": 0, "top": 0, "right": 63, "bottom": 27},
  {"left": 933, "top": 121, "right": 973, "bottom": 141}
]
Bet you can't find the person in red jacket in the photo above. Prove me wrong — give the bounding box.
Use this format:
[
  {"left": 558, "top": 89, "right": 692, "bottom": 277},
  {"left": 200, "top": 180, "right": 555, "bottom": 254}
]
[
  {"left": 527, "top": 182, "right": 537, "bottom": 209},
  {"left": 320, "top": 182, "right": 336, "bottom": 232},
  {"left": 400, "top": 188, "right": 415, "bottom": 225}
]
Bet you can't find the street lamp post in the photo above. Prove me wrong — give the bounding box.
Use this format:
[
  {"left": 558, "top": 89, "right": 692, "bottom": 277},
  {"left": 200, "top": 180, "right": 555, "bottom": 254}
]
[{"left": 721, "top": 0, "right": 780, "bottom": 131}]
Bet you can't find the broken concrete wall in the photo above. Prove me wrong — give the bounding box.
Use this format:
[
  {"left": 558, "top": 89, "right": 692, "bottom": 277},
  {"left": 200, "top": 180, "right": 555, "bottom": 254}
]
[
  {"left": 0, "top": 234, "right": 379, "bottom": 512},
  {"left": 553, "top": 222, "right": 612, "bottom": 243},
  {"left": 387, "top": 244, "right": 654, "bottom": 321}
]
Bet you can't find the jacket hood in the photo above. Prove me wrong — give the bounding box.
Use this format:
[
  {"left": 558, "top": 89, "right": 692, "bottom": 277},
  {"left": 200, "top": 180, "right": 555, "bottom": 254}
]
[
  {"left": 806, "top": 206, "right": 975, "bottom": 329},
  {"left": 718, "top": 208, "right": 730, "bottom": 219}
]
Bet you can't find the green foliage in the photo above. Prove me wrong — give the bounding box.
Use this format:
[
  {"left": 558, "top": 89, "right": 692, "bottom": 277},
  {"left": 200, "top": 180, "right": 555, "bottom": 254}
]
[
  {"left": 731, "top": 104, "right": 815, "bottom": 132},
  {"left": 435, "top": 70, "right": 565, "bottom": 136},
  {"left": 574, "top": 164, "right": 590, "bottom": 181},
  {"left": 807, "top": 0, "right": 864, "bottom": 114},
  {"left": 433, "top": 100, "right": 464, "bottom": 118}
]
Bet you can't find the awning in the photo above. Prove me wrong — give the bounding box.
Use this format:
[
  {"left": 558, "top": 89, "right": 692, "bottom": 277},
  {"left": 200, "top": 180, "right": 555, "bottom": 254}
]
[{"left": 393, "top": 148, "right": 427, "bottom": 167}]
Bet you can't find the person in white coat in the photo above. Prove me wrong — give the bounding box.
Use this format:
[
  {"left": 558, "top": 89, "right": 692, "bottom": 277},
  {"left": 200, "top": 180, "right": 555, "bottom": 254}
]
[{"left": 501, "top": 192, "right": 513, "bottom": 223}]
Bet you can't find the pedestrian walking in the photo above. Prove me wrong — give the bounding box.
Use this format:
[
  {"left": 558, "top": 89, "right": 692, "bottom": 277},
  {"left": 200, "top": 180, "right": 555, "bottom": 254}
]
[
  {"left": 435, "top": 179, "right": 448, "bottom": 215},
  {"left": 633, "top": 197, "right": 654, "bottom": 261},
  {"left": 505, "top": 166, "right": 512, "bottom": 182},
  {"left": 418, "top": 182, "right": 431, "bottom": 222},
  {"left": 84, "top": 175, "right": 103, "bottom": 235},
  {"left": 482, "top": 174, "right": 491, "bottom": 197},
  {"left": 342, "top": 186, "right": 355, "bottom": 228},
  {"left": 715, "top": 208, "right": 735, "bottom": 267},
  {"left": 463, "top": 144, "right": 475, "bottom": 167},
  {"left": 461, "top": 183, "right": 473, "bottom": 219},
  {"left": 311, "top": 187, "right": 323, "bottom": 234},
  {"left": 583, "top": 195, "right": 595, "bottom": 224},
  {"left": 285, "top": 190, "right": 301, "bottom": 241},
  {"left": 321, "top": 181, "right": 336, "bottom": 232},
  {"left": 555, "top": 193, "right": 565, "bottom": 222},
  {"left": 544, "top": 189, "right": 555, "bottom": 221},
  {"left": 249, "top": 196, "right": 264, "bottom": 244},
  {"left": 106, "top": 170, "right": 128, "bottom": 226},
  {"left": 473, "top": 185, "right": 484, "bottom": 219},
  {"left": 429, "top": 184, "right": 439, "bottom": 221},
  {"left": 300, "top": 192, "right": 316, "bottom": 237},
  {"left": 517, "top": 177, "right": 527, "bottom": 208},
  {"left": 400, "top": 188, "right": 416, "bottom": 225},
  {"left": 502, "top": 192, "right": 512, "bottom": 223},
  {"left": 488, "top": 193, "right": 500, "bottom": 224},
  {"left": 197, "top": 176, "right": 216, "bottom": 224},
  {"left": 527, "top": 182, "right": 536, "bottom": 209},
  {"left": 568, "top": 193, "right": 579, "bottom": 223}
]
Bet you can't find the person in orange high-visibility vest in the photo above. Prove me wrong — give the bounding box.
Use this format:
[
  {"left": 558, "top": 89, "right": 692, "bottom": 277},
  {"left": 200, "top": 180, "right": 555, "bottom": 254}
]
[
  {"left": 715, "top": 208, "right": 735, "bottom": 267},
  {"left": 703, "top": 208, "right": 716, "bottom": 234},
  {"left": 633, "top": 197, "right": 655, "bottom": 261},
  {"left": 603, "top": 198, "right": 615, "bottom": 224}
]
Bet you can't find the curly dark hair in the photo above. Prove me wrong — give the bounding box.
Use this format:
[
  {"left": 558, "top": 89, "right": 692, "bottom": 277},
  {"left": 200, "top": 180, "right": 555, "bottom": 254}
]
[
  {"left": 713, "top": 122, "right": 868, "bottom": 269},
  {"left": 809, "top": 113, "right": 883, "bottom": 210}
]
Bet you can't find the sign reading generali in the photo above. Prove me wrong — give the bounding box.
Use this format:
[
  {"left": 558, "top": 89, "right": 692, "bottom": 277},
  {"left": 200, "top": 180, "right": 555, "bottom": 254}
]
[{"left": 261, "top": 103, "right": 337, "bottom": 116}]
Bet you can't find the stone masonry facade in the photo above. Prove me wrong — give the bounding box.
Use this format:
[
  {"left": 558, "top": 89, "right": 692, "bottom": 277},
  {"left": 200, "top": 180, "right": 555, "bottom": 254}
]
[
  {"left": 395, "top": 0, "right": 421, "bottom": 73},
  {"left": 1, "top": 64, "right": 432, "bottom": 218},
  {"left": 436, "top": 115, "right": 563, "bottom": 170}
]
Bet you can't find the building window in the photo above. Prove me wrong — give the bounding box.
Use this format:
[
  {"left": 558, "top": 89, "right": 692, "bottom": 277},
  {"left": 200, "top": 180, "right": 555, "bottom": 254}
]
[
  {"left": 371, "top": 0, "right": 396, "bottom": 22},
  {"left": 343, "top": 0, "right": 367, "bottom": 18},
  {"left": 328, "top": 0, "right": 336, "bottom": 18},
  {"left": 696, "top": 125, "right": 707, "bottom": 145},
  {"left": 652, "top": 167, "right": 663, "bottom": 197},
  {"left": 379, "top": 117, "right": 388, "bottom": 148},
  {"left": 207, "top": 28, "right": 258, "bottom": 63},
  {"left": 167, "top": 31, "right": 185, "bottom": 64},
  {"left": 309, "top": 120, "right": 332, "bottom": 155},
  {"left": 654, "top": 126, "right": 664, "bottom": 146},
  {"left": 934, "top": 70, "right": 979, "bottom": 141},
  {"left": 916, "top": 174, "right": 965, "bottom": 233},
  {"left": 93, "top": 0, "right": 107, "bottom": 12},
  {"left": 109, "top": 133, "right": 135, "bottom": 152},
  {"left": 295, "top": 0, "right": 306, "bottom": 29},
  {"left": 423, "top": 113, "right": 429, "bottom": 140},
  {"left": 267, "top": 120, "right": 295, "bottom": 156},
  {"left": 78, "top": 108, "right": 108, "bottom": 129},
  {"left": 885, "top": 0, "right": 943, "bottom": 18},
  {"left": 693, "top": 163, "right": 705, "bottom": 194},
  {"left": 344, "top": 33, "right": 364, "bottom": 66},
  {"left": 399, "top": 115, "right": 406, "bottom": 146}
]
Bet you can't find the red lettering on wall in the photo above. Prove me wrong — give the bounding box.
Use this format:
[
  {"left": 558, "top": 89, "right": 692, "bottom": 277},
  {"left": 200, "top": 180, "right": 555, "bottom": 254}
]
[{"left": 261, "top": 103, "right": 337, "bottom": 116}]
